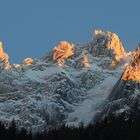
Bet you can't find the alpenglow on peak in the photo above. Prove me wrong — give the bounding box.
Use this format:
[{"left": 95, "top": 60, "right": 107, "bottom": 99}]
[
  {"left": 89, "top": 30, "right": 126, "bottom": 62},
  {"left": 53, "top": 41, "right": 74, "bottom": 67},
  {"left": 122, "top": 45, "right": 140, "bottom": 82}
]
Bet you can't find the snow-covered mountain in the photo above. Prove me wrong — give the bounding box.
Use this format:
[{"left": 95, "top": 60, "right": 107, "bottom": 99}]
[{"left": 0, "top": 30, "right": 133, "bottom": 132}]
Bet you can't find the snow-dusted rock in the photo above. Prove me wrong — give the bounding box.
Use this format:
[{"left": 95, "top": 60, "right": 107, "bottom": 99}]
[
  {"left": 88, "top": 30, "right": 127, "bottom": 68},
  {"left": 95, "top": 44, "right": 140, "bottom": 122}
]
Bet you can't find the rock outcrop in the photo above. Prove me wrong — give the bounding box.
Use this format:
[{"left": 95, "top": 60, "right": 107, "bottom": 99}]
[
  {"left": 122, "top": 45, "right": 140, "bottom": 82},
  {"left": 23, "top": 57, "right": 33, "bottom": 65},
  {"left": 53, "top": 41, "right": 74, "bottom": 67},
  {"left": 88, "top": 30, "right": 126, "bottom": 67},
  {"left": 0, "top": 41, "right": 10, "bottom": 70}
]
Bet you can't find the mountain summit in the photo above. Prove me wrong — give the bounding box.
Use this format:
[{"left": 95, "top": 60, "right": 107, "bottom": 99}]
[{"left": 89, "top": 30, "right": 126, "bottom": 61}]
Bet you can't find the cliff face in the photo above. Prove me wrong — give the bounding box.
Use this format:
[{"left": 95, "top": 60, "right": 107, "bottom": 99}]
[
  {"left": 109, "top": 45, "right": 140, "bottom": 100},
  {"left": 94, "top": 45, "right": 140, "bottom": 122},
  {"left": 0, "top": 41, "right": 10, "bottom": 70},
  {"left": 122, "top": 46, "right": 140, "bottom": 82}
]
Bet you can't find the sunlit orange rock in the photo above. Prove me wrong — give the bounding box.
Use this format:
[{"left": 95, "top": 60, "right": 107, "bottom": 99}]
[
  {"left": 82, "top": 55, "right": 90, "bottom": 68},
  {"left": 53, "top": 41, "right": 74, "bottom": 60},
  {"left": 0, "top": 41, "right": 4, "bottom": 55},
  {"left": 122, "top": 47, "right": 140, "bottom": 82},
  {"left": 53, "top": 41, "right": 74, "bottom": 67},
  {"left": 0, "top": 41, "right": 10, "bottom": 70},
  {"left": 2, "top": 53, "right": 10, "bottom": 70},
  {"left": 13, "top": 64, "right": 21, "bottom": 69},
  {"left": 23, "top": 57, "right": 33, "bottom": 65},
  {"left": 90, "top": 30, "right": 126, "bottom": 63}
]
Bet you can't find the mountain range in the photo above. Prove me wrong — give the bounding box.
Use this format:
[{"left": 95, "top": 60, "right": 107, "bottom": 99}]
[{"left": 0, "top": 29, "right": 138, "bottom": 132}]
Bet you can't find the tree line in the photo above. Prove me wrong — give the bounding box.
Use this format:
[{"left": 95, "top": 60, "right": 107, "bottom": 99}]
[{"left": 0, "top": 114, "right": 140, "bottom": 140}]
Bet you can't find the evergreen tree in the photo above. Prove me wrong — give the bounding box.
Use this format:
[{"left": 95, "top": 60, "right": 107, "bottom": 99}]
[{"left": 8, "top": 118, "right": 17, "bottom": 140}]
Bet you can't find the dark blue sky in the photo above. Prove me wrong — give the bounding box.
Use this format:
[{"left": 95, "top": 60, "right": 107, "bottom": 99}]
[{"left": 0, "top": 0, "right": 139, "bottom": 63}]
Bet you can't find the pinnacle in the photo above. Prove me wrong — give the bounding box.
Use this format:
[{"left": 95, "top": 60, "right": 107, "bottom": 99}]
[
  {"left": 53, "top": 41, "right": 74, "bottom": 67},
  {"left": 90, "top": 30, "right": 126, "bottom": 62}
]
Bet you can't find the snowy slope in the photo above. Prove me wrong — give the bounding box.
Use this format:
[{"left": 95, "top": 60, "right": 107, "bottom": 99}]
[{"left": 67, "top": 76, "right": 120, "bottom": 126}]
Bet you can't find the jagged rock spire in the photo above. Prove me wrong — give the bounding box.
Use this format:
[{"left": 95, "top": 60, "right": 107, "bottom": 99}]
[
  {"left": 53, "top": 41, "right": 74, "bottom": 67},
  {"left": 89, "top": 30, "right": 126, "bottom": 62}
]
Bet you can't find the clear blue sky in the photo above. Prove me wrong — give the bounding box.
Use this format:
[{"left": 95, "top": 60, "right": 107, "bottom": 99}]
[{"left": 0, "top": 0, "right": 139, "bottom": 63}]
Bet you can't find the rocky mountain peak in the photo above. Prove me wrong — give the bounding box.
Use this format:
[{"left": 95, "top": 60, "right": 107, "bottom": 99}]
[
  {"left": 0, "top": 41, "right": 10, "bottom": 70},
  {"left": 89, "top": 30, "right": 126, "bottom": 62},
  {"left": 53, "top": 41, "right": 74, "bottom": 67},
  {"left": 122, "top": 46, "right": 140, "bottom": 82}
]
